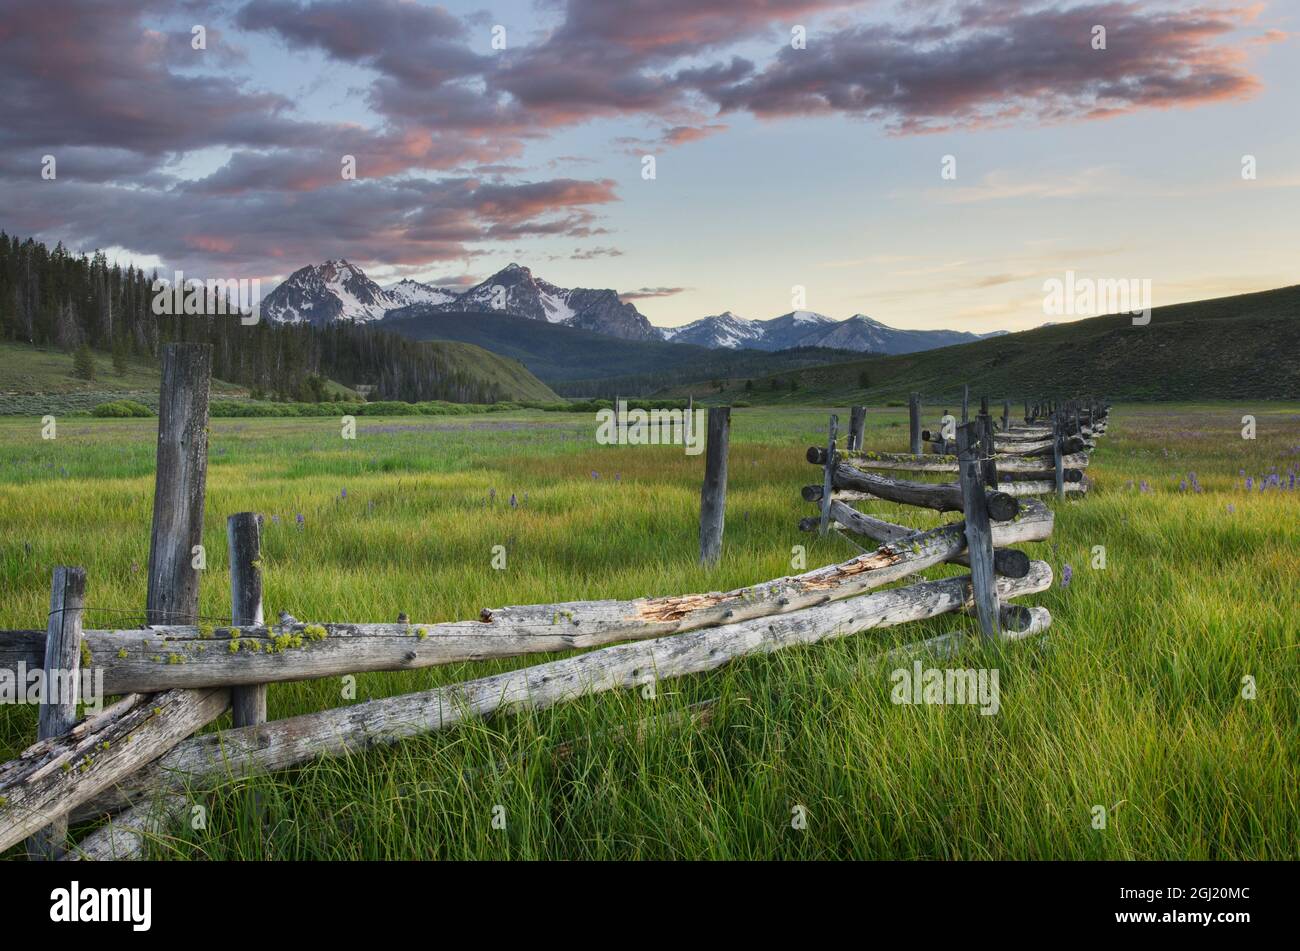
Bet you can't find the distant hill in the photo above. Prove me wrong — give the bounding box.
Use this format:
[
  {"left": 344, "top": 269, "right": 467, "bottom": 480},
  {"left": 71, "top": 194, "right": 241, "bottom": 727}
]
[
  {"left": 667, "top": 285, "right": 1300, "bottom": 403},
  {"left": 380, "top": 308, "right": 861, "bottom": 392}
]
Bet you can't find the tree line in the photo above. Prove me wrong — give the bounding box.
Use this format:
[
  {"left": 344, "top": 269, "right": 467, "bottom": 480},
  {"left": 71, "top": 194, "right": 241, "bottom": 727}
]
[{"left": 0, "top": 233, "right": 507, "bottom": 403}]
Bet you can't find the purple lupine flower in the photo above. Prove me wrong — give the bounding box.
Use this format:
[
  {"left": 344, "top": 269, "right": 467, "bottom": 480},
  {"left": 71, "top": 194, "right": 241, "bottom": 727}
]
[
  {"left": 1227, "top": 504, "right": 1235, "bottom": 514},
  {"left": 591, "top": 470, "right": 599, "bottom": 480},
  {"left": 1178, "top": 480, "right": 1187, "bottom": 492},
  {"left": 1290, "top": 474, "right": 1296, "bottom": 490},
  {"left": 340, "top": 487, "right": 347, "bottom": 499},
  {"left": 614, "top": 472, "right": 621, "bottom": 482},
  {"left": 271, "top": 514, "right": 280, "bottom": 524},
  {"left": 296, "top": 513, "right": 305, "bottom": 529},
  {"left": 1140, "top": 480, "right": 1150, "bottom": 493},
  {"left": 1245, "top": 477, "right": 1253, "bottom": 490},
  {"left": 1060, "top": 564, "right": 1073, "bottom": 589},
  {"left": 509, "top": 493, "right": 517, "bottom": 508}
]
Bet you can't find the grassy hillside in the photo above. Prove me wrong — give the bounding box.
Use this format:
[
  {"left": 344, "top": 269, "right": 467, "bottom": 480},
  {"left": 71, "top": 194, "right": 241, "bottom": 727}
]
[
  {"left": 0, "top": 339, "right": 557, "bottom": 412},
  {"left": 425, "top": 338, "right": 560, "bottom": 402},
  {"left": 0, "top": 342, "right": 247, "bottom": 396},
  {"left": 675, "top": 285, "right": 1300, "bottom": 404},
  {"left": 382, "top": 309, "right": 858, "bottom": 391}
]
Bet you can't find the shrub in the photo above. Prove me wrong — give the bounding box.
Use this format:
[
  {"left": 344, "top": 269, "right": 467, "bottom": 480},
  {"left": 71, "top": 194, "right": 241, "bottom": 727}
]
[{"left": 92, "top": 399, "right": 153, "bottom": 418}]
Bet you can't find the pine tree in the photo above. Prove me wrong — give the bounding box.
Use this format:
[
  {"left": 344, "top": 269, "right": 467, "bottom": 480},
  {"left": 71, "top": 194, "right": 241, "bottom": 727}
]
[
  {"left": 112, "top": 335, "right": 129, "bottom": 376},
  {"left": 73, "top": 341, "right": 96, "bottom": 381}
]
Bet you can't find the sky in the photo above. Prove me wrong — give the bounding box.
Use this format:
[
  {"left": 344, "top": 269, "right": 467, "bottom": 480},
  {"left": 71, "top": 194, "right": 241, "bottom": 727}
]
[{"left": 1, "top": 0, "right": 1296, "bottom": 333}]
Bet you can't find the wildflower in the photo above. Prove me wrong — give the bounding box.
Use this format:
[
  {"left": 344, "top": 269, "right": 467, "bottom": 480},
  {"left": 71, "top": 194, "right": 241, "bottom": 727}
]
[
  {"left": 1227, "top": 504, "right": 1235, "bottom": 513},
  {"left": 509, "top": 493, "right": 518, "bottom": 508},
  {"left": 1245, "top": 477, "right": 1253, "bottom": 490},
  {"left": 489, "top": 487, "right": 496, "bottom": 501},
  {"left": 271, "top": 514, "right": 280, "bottom": 524},
  {"left": 1178, "top": 480, "right": 1187, "bottom": 492},
  {"left": 341, "top": 487, "right": 347, "bottom": 499},
  {"left": 591, "top": 470, "right": 599, "bottom": 480},
  {"left": 1060, "top": 564, "right": 1073, "bottom": 588},
  {"left": 1139, "top": 480, "right": 1150, "bottom": 493},
  {"left": 296, "top": 513, "right": 305, "bottom": 529}
]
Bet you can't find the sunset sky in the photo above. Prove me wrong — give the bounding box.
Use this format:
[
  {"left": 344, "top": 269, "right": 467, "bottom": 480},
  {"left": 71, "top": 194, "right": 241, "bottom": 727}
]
[{"left": 2, "top": 0, "right": 1296, "bottom": 332}]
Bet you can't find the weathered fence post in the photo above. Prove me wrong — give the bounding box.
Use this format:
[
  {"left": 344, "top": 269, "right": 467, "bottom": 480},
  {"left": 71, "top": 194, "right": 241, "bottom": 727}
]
[
  {"left": 848, "top": 405, "right": 866, "bottom": 452},
  {"left": 146, "top": 343, "right": 212, "bottom": 625},
  {"left": 978, "top": 397, "right": 998, "bottom": 487},
  {"left": 818, "top": 414, "right": 839, "bottom": 536},
  {"left": 698, "top": 406, "right": 730, "bottom": 566},
  {"left": 955, "top": 423, "right": 1000, "bottom": 639},
  {"left": 909, "top": 393, "right": 922, "bottom": 454},
  {"left": 1002, "top": 400, "right": 1010, "bottom": 432},
  {"left": 25, "top": 566, "right": 85, "bottom": 860},
  {"left": 228, "top": 513, "right": 266, "bottom": 727},
  {"left": 1053, "top": 415, "right": 1065, "bottom": 500},
  {"left": 961, "top": 384, "right": 969, "bottom": 424},
  {"left": 1024, "top": 399, "right": 1031, "bottom": 424}
]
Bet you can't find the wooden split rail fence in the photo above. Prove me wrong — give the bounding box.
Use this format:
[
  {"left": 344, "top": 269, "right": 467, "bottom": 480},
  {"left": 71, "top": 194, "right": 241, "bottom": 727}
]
[
  {"left": 798, "top": 392, "right": 1109, "bottom": 640},
  {"left": 0, "top": 349, "right": 1106, "bottom": 860}
]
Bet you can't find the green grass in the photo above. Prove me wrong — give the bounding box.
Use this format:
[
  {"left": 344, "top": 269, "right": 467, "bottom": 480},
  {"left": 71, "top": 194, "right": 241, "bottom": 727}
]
[
  {"left": 0, "top": 403, "right": 1296, "bottom": 859},
  {"left": 680, "top": 285, "right": 1300, "bottom": 405}
]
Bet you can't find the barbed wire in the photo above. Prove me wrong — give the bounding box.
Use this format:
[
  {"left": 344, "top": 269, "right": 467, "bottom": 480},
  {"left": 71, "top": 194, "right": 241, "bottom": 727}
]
[{"left": 45, "top": 605, "right": 234, "bottom": 624}]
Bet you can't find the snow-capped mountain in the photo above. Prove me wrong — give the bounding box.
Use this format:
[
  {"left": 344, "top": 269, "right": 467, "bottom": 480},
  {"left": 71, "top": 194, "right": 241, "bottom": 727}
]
[
  {"left": 750, "top": 311, "right": 839, "bottom": 350},
  {"left": 262, "top": 258, "right": 1006, "bottom": 352},
  {"left": 399, "top": 263, "right": 661, "bottom": 342},
  {"left": 385, "top": 279, "right": 459, "bottom": 308},
  {"left": 261, "top": 259, "right": 397, "bottom": 325},
  {"left": 793, "top": 314, "right": 985, "bottom": 353},
  {"left": 658, "top": 309, "right": 1005, "bottom": 354},
  {"left": 661, "top": 311, "right": 766, "bottom": 349}
]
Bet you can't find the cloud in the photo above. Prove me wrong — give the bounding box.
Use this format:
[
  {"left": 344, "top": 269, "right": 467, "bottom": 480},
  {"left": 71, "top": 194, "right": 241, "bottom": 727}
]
[
  {"left": 570, "top": 246, "right": 624, "bottom": 260},
  {"left": 1, "top": 175, "right": 619, "bottom": 276},
  {"left": 620, "top": 286, "right": 689, "bottom": 300},
  {"left": 703, "top": 2, "right": 1265, "bottom": 133},
  {"left": 0, "top": 0, "right": 1277, "bottom": 278}
]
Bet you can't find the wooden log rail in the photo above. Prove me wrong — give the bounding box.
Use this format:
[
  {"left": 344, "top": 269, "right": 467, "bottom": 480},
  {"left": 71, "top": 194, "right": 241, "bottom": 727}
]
[
  {"left": 0, "top": 688, "right": 229, "bottom": 854},
  {"left": 823, "top": 462, "right": 1021, "bottom": 521},
  {"left": 809, "top": 447, "right": 1087, "bottom": 478},
  {"left": 922, "top": 433, "right": 1091, "bottom": 456},
  {"left": 802, "top": 478, "right": 1088, "bottom": 504},
  {"left": 2, "top": 501, "right": 1051, "bottom": 695},
  {"left": 69, "top": 561, "right": 1055, "bottom": 830},
  {"left": 798, "top": 498, "right": 1053, "bottom": 579}
]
